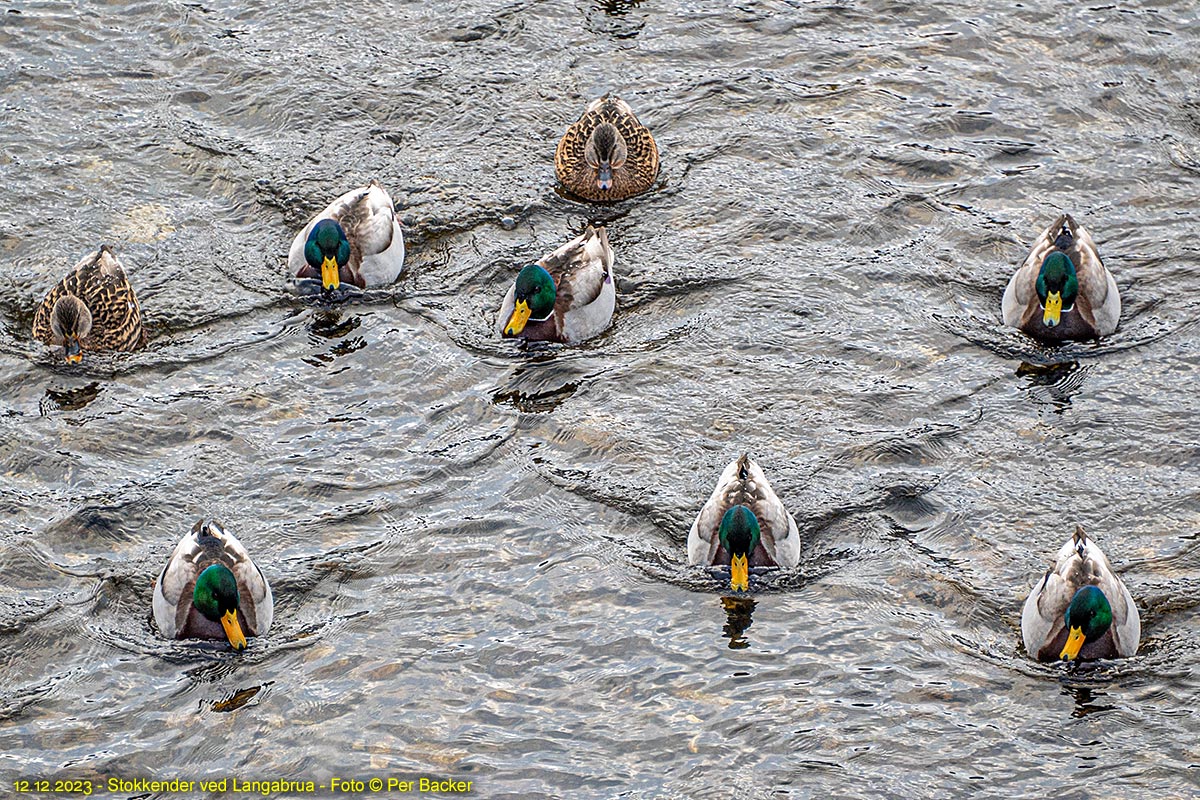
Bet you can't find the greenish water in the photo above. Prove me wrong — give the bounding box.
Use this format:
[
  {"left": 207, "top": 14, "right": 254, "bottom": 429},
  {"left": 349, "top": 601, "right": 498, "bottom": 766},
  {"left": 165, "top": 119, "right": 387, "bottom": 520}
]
[{"left": 2, "top": 1, "right": 1199, "bottom": 798}]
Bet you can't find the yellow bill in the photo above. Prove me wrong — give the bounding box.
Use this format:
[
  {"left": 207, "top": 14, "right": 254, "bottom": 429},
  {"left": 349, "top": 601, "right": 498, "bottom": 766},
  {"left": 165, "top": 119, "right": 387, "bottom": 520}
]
[
  {"left": 321, "top": 256, "right": 340, "bottom": 291},
  {"left": 730, "top": 554, "right": 749, "bottom": 592},
  {"left": 504, "top": 299, "right": 531, "bottom": 337},
  {"left": 221, "top": 609, "right": 248, "bottom": 651},
  {"left": 1043, "top": 290, "right": 1063, "bottom": 327},
  {"left": 1060, "top": 625, "right": 1085, "bottom": 661}
]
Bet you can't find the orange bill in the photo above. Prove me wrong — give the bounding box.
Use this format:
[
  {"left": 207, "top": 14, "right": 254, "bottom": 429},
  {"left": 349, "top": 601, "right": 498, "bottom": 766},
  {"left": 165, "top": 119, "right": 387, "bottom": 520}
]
[
  {"left": 65, "top": 336, "right": 83, "bottom": 364},
  {"left": 321, "top": 256, "right": 340, "bottom": 291},
  {"left": 730, "top": 554, "right": 749, "bottom": 592},
  {"left": 504, "top": 299, "right": 531, "bottom": 337},
  {"left": 1059, "top": 626, "right": 1085, "bottom": 661},
  {"left": 1043, "top": 291, "right": 1063, "bottom": 327},
  {"left": 221, "top": 609, "right": 248, "bottom": 651}
]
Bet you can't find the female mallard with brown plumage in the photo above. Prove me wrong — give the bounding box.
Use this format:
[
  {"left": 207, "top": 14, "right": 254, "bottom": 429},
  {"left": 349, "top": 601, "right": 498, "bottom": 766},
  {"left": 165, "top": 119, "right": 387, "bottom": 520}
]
[
  {"left": 555, "top": 95, "right": 659, "bottom": 202},
  {"left": 497, "top": 225, "right": 615, "bottom": 344},
  {"left": 32, "top": 246, "right": 147, "bottom": 363},
  {"left": 288, "top": 180, "right": 405, "bottom": 292},
  {"left": 153, "top": 519, "right": 273, "bottom": 651},
  {"left": 1002, "top": 214, "right": 1120, "bottom": 341}
]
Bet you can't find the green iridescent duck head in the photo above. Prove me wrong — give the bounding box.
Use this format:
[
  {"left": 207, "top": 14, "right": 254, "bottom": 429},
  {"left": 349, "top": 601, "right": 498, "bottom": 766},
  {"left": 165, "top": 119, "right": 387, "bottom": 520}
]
[
  {"left": 503, "top": 264, "right": 556, "bottom": 337},
  {"left": 1035, "top": 252, "right": 1079, "bottom": 328},
  {"left": 719, "top": 504, "right": 761, "bottom": 592},
  {"left": 193, "top": 564, "right": 247, "bottom": 651},
  {"left": 304, "top": 219, "right": 352, "bottom": 291},
  {"left": 1060, "top": 585, "right": 1113, "bottom": 661}
]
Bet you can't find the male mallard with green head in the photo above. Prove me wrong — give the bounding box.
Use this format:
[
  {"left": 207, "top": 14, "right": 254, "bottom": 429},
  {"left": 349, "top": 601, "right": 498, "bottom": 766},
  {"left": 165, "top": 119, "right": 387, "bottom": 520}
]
[
  {"left": 555, "top": 95, "right": 659, "bottom": 202},
  {"left": 1021, "top": 526, "right": 1139, "bottom": 662},
  {"left": 32, "top": 246, "right": 146, "bottom": 362},
  {"left": 497, "top": 225, "right": 615, "bottom": 344},
  {"left": 1002, "top": 214, "right": 1120, "bottom": 341},
  {"left": 153, "top": 519, "right": 273, "bottom": 651},
  {"left": 288, "top": 180, "right": 405, "bottom": 292},
  {"left": 687, "top": 455, "right": 801, "bottom": 592}
]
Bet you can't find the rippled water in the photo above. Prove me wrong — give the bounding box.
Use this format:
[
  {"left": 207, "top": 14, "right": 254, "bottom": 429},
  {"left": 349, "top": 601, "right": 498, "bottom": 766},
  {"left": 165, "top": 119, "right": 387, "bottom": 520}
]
[{"left": 2, "top": 1, "right": 1200, "bottom": 797}]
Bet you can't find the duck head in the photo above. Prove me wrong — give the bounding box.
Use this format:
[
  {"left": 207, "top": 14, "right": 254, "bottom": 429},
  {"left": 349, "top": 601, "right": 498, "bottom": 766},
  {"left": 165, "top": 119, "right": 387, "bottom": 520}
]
[
  {"left": 1060, "top": 585, "right": 1113, "bottom": 661},
  {"left": 193, "top": 563, "right": 247, "bottom": 651},
  {"left": 49, "top": 295, "right": 93, "bottom": 363},
  {"left": 583, "top": 122, "right": 628, "bottom": 193},
  {"left": 1035, "top": 252, "right": 1079, "bottom": 328},
  {"left": 503, "top": 264, "right": 556, "bottom": 337},
  {"left": 304, "top": 219, "right": 352, "bottom": 291},
  {"left": 719, "top": 504, "right": 761, "bottom": 592}
]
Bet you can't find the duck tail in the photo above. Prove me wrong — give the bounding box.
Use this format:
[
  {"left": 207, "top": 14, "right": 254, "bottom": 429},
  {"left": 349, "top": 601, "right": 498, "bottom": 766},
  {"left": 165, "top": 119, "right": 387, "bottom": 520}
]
[
  {"left": 194, "top": 519, "right": 226, "bottom": 543},
  {"left": 736, "top": 452, "right": 752, "bottom": 481},
  {"left": 1053, "top": 217, "right": 1075, "bottom": 251},
  {"left": 1072, "top": 525, "right": 1088, "bottom": 559}
]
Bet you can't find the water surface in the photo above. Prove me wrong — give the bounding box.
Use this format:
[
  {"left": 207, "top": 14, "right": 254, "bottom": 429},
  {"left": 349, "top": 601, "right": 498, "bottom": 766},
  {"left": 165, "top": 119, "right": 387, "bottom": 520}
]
[{"left": 2, "top": 1, "right": 1199, "bottom": 797}]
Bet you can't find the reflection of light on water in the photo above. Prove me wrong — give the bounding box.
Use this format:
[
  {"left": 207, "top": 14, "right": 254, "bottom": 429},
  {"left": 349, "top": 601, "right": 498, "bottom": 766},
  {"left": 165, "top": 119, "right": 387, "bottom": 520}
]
[
  {"left": 720, "top": 596, "right": 755, "bottom": 650},
  {"left": 112, "top": 203, "right": 176, "bottom": 243}
]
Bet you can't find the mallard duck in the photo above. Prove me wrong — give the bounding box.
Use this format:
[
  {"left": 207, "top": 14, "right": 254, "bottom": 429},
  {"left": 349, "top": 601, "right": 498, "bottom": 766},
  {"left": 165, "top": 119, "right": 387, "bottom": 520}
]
[
  {"left": 1021, "top": 526, "right": 1139, "bottom": 662},
  {"left": 288, "top": 180, "right": 405, "bottom": 291},
  {"left": 31, "top": 246, "right": 146, "bottom": 363},
  {"left": 497, "top": 225, "right": 615, "bottom": 343},
  {"left": 555, "top": 94, "right": 659, "bottom": 202},
  {"left": 1002, "top": 214, "right": 1120, "bottom": 341},
  {"left": 687, "top": 455, "right": 801, "bottom": 591},
  {"left": 152, "top": 519, "right": 273, "bottom": 651}
]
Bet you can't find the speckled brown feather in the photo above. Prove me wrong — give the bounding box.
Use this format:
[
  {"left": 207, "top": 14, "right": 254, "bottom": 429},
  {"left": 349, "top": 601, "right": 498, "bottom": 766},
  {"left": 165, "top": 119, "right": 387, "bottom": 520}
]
[
  {"left": 32, "top": 247, "right": 146, "bottom": 352},
  {"left": 555, "top": 95, "right": 659, "bottom": 202}
]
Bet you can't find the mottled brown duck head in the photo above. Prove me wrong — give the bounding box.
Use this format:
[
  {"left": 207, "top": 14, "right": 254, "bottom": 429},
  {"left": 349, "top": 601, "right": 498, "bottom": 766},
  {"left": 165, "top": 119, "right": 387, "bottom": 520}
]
[
  {"left": 49, "top": 295, "right": 93, "bottom": 363},
  {"left": 583, "top": 122, "right": 628, "bottom": 193}
]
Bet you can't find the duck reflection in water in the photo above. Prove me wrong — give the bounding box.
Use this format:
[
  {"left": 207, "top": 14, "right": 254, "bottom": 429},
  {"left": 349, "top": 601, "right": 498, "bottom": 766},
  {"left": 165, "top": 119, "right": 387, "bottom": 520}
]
[
  {"left": 1065, "top": 684, "right": 1116, "bottom": 719},
  {"left": 305, "top": 311, "right": 367, "bottom": 363},
  {"left": 1016, "top": 360, "right": 1085, "bottom": 412},
  {"left": 721, "top": 596, "right": 756, "bottom": 650},
  {"left": 41, "top": 382, "right": 103, "bottom": 414},
  {"left": 308, "top": 310, "right": 360, "bottom": 340},
  {"left": 594, "top": 0, "right": 644, "bottom": 16}
]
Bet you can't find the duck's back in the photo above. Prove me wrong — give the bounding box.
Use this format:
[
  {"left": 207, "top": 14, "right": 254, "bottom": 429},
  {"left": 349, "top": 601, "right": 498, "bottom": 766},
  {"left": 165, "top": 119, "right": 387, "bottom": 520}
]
[
  {"left": 32, "top": 248, "right": 146, "bottom": 351},
  {"left": 556, "top": 95, "right": 659, "bottom": 201}
]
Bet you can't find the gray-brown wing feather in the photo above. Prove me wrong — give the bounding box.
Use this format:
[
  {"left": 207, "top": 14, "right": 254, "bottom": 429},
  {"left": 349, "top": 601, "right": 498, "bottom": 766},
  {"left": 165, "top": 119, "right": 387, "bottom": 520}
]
[{"left": 544, "top": 228, "right": 605, "bottom": 310}]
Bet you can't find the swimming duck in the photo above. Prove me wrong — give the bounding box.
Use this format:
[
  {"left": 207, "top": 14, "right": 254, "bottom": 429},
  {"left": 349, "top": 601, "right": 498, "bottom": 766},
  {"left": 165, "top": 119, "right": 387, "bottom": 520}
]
[
  {"left": 31, "top": 246, "right": 147, "bottom": 362},
  {"left": 1002, "top": 214, "right": 1120, "bottom": 341},
  {"left": 555, "top": 95, "right": 659, "bottom": 202},
  {"left": 152, "top": 519, "right": 273, "bottom": 651},
  {"left": 687, "top": 455, "right": 801, "bottom": 592},
  {"left": 288, "top": 180, "right": 405, "bottom": 291},
  {"left": 1021, "top": 526, "right": 1139, "bottom": 662},
  {"left": 497, "top": 225, "right": 615, "bottom": 344}
]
